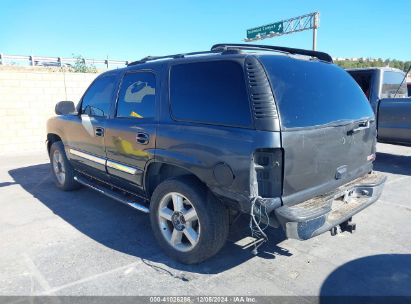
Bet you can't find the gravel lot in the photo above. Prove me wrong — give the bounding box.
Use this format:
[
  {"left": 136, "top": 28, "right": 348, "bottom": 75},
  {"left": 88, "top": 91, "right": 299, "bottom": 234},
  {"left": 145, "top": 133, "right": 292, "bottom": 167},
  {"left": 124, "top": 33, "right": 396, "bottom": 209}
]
[{"left": 0, "top": 143, "right": 410, "bottom": 296}]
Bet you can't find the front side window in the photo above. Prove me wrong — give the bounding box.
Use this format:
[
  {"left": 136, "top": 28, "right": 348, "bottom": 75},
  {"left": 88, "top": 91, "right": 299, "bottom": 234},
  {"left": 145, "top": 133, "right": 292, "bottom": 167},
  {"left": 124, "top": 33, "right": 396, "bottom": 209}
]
[
  {"left": 116, "top": 72, "right": 156, "bottom": 119},
  {"left": 81, "top": 74, "right": 116, "bottom": 117},
  {"left": 170, "top": 60, "right": 252, "bottom": 127},
  {"left": 381, "top": 71, "right": 407, "bottom": 98}
]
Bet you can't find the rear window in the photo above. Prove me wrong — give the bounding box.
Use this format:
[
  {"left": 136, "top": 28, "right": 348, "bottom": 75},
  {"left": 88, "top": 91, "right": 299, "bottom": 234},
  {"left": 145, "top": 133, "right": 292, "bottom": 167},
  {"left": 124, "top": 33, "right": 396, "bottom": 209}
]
[
  {"left": 170, "top": 60, "right": 252, "bottom": 127},
  {"left": 116, "top": 72, "right": 156, "bottom": 119},
  {"left": 259, "top": 56, "right": 374, "bottom": 129},
  {"left": 381, "top": 71, "right": 407, "bottom": 98}
]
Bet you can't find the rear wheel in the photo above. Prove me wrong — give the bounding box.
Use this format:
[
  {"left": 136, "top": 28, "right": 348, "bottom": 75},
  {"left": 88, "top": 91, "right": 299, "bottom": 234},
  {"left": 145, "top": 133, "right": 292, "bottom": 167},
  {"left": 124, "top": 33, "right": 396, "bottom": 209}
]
[
  {"left": 49, "top": 141, "right": 80, "bottom": 191},
  {"left": 150, "top": 177, "right": 229, "bottom": 264}
]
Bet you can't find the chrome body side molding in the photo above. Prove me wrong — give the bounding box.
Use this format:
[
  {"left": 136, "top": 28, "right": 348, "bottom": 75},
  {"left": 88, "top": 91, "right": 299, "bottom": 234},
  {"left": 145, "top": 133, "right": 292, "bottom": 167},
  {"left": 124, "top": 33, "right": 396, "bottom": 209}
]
[
  {"left": 69, "top": 148, "right": 106, "bottom": 165},
  {"left": 106, "top": 160, "right": 138, "bottom": 175},
  {"left": 69, "top": 148, "right": 138, "bottom": 175}
]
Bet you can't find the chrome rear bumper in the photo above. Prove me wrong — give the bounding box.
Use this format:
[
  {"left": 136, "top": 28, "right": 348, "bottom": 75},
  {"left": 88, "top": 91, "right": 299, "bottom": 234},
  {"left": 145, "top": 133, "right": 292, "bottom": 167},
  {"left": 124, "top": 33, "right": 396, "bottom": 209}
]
[{"left": 275, "top": 172, "right": 386, "bottom": 240}]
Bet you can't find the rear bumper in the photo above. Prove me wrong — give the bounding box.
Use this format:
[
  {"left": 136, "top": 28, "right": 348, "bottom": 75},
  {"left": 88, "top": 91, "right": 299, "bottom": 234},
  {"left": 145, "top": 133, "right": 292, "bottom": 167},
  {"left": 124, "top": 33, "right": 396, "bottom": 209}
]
[{"left": 275, "top": 172, "right": 386, "bottom": 240}]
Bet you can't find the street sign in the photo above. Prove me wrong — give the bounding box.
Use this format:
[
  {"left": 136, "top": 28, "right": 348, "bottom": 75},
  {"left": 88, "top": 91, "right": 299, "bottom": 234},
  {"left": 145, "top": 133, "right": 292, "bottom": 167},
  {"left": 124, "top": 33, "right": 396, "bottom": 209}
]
[
  {"left": 246, "top": 21, "right": 283, "bottom": 39},
  {"left": 245, "top": 12, "right": 319, "bottom": 50}
]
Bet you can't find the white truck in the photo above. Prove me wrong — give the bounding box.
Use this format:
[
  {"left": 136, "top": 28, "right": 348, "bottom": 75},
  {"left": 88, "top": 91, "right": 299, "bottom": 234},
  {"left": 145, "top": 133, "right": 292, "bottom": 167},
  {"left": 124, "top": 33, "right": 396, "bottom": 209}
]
[{"left": 347, "top": 67, "right": 411, "bottom": 145}]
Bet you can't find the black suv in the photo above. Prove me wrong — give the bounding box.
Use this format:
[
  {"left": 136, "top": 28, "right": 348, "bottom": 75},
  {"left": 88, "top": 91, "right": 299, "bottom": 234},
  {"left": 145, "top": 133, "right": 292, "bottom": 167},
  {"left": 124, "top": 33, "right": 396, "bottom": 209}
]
[{"left": 47, "top": 44, "right": 386, "bottom": 264}]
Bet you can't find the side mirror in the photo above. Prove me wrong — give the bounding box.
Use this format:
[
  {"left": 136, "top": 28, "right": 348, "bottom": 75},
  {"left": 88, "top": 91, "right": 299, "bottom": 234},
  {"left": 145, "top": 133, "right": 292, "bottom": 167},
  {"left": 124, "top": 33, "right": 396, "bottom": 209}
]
[{"left": 55, "top": 101, "right": 75, "bottom": 115}]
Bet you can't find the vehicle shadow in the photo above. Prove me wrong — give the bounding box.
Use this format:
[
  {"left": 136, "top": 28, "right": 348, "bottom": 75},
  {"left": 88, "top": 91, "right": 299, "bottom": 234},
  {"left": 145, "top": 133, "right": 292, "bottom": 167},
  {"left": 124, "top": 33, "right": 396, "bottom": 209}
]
[
  {"left": 8, "top": 163, "right": 291, "bottom": 274},
  {"left": 320, "top": 254, "right": 411, "bottom": 303},
  {"left": 0, "top": 181, "right": 17, "bottom": 187},
  {"left": 374, "top": 152, "right": 411, "bottom": 176}
]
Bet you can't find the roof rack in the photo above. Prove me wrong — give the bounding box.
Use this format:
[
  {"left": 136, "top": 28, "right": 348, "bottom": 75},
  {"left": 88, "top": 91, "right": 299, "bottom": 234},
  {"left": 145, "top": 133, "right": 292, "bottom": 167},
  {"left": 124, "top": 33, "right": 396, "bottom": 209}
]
[
  {"left": 127, "top": 50, "right": 221, "bottom": 66},
  {"left": 127, "top": 44, "right": 333, "bottom": 66},
  {"left": 211, "top": 43, "right": 333, "bottom": 63}
]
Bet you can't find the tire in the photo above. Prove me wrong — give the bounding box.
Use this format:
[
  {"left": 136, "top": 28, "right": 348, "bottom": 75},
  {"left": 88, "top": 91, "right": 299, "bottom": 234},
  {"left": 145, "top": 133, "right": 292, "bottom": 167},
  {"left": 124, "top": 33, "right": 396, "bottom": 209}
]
[
  {"left": 49, "top": 141, "right": 80, "bottom": 191},
  {"left": 150, "top": 176, "right": 229, "bottom": 264}
]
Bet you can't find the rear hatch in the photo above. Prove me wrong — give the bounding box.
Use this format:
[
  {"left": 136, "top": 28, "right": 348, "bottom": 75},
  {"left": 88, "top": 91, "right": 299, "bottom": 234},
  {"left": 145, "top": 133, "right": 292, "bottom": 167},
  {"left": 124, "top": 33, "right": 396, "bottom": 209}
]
[{"left": 258, "top": 55, "right": 376, "bottom": 206}]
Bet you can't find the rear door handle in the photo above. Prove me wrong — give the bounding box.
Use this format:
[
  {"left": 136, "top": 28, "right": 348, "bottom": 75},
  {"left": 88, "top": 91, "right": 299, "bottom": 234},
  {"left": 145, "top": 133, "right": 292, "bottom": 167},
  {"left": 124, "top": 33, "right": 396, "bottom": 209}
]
[
  {"left": 95, "top": 127, "right": 104, "bottom": 137},
  {"left": 136, "top": 132, "right": 149, "bottom": 145}
]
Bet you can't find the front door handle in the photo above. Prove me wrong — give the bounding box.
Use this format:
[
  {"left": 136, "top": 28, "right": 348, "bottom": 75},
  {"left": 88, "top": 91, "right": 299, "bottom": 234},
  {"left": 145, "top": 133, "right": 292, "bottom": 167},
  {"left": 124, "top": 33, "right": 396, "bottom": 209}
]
[
  {"left": 136, "top": 132, "right": 149, "bottom": 145},
  {"left": 95, "top": 127, "right": 104, "bottom": 137}
]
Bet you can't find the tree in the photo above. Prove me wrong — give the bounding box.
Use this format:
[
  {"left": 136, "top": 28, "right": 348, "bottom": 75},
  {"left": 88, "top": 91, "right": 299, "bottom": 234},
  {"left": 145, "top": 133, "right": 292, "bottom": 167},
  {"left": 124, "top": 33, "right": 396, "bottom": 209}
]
[
  {"left": 334, "top": 58, "right": 411, "bottom": 72},
  {"left": 70, "top": 55, "right": 97, "bottom": 73}
]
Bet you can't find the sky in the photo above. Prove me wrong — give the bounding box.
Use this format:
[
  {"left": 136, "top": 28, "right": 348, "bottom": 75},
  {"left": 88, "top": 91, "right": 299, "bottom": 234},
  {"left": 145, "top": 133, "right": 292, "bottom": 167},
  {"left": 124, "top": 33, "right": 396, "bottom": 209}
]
[{"left": 0, "top": 0, "right": 410, "bottom": 62}]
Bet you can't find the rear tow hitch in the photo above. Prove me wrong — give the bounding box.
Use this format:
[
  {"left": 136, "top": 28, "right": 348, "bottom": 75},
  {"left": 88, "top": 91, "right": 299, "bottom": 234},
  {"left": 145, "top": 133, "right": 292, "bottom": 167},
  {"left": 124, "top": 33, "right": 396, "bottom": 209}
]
[{"left": 330, "top": 217, "right": 357, "bottom": 236}]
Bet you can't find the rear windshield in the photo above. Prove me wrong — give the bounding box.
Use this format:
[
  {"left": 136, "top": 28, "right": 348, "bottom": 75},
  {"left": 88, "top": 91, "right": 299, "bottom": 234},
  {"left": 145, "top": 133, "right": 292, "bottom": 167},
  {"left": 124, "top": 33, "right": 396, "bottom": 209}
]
[
  {"left": 259, "top": 56, "right": 374, "bottom": 129},
  {"left": 381, "top": 71, "right": 407, "bottom": 98}
]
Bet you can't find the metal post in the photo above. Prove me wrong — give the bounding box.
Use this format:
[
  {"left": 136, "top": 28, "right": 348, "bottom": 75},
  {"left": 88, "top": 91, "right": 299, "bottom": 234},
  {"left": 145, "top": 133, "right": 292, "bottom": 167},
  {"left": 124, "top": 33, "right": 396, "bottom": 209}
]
[
  {"left": 0, "top": 53, "right": 3, "bottom": 65},
  {"left": 312, "top": 27, "right": 317, "bottom": 51},
  {"left": 312, "top": 13, "right": 319, "bottom": 51}
]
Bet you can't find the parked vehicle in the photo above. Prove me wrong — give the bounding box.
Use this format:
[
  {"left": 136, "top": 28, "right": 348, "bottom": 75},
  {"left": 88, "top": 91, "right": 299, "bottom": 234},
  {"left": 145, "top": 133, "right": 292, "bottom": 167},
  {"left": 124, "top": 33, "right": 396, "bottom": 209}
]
[
  {"left": 347, "top": 67, "right": 411, "bottom": 144},
  {"left": 34, "top": 60, "right": 72, "bottom": 68},
  {"left": 47, "top": 44, "right": 386, "bottom": 264}
]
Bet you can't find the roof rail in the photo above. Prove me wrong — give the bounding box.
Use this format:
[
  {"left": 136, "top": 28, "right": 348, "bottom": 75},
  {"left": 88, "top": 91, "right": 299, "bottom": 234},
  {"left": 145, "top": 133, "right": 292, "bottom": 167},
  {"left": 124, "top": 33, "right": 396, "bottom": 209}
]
[
  {"left": 127, "top": 50, "right": 221, "bottom": 66},
  {"left": 211, "top": 43, "right": 333, "bottom": 63},
  {"left": 128, "top": 54, "right": 183, "bottom": 66}
]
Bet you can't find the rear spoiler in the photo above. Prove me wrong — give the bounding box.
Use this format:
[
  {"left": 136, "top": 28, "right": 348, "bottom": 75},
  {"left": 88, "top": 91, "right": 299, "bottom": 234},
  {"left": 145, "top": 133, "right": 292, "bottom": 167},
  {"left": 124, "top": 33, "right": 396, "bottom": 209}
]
[{"left": 211, "top": 43, "right": 333, "bottom": 63}]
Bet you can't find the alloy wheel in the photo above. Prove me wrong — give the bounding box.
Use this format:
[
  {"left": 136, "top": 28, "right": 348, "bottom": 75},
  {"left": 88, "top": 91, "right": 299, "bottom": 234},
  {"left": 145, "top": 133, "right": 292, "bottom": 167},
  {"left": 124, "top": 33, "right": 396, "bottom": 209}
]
[
  {"left": 157, "top": 192, "right": 201, "bottom": 252},
  {"left": 52, "top": 149, "right": 66, "bottom": 185}
]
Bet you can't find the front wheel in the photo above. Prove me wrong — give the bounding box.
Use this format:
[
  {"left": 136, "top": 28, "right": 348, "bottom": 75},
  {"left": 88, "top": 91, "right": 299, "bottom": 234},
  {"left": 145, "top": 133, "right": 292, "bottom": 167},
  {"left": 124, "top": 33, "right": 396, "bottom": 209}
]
[
  {"left": 49, "top": 141, "right": 80, "bottom": 191},
  {"left": 150, "top": 177, "right": 229, "bottom": 264}
]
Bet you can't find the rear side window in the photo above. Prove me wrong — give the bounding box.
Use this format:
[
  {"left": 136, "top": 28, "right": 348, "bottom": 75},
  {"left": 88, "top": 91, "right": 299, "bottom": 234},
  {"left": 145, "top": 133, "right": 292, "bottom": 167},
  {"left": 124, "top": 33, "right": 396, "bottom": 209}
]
[
  {"left": 81, "top": 74, "right": 116, "bottom": 118},
  {"left": 381, "top": 71, "right": 407, "bottom": 98},
  {"left": 170, "top": 61, "right": 252, "bottom": 127},
  {"left": 259, "top": 56, "right": 374, "bottom": 129},
  {"left": 116, "top": 72, "right": 156, "bottom": 119}
]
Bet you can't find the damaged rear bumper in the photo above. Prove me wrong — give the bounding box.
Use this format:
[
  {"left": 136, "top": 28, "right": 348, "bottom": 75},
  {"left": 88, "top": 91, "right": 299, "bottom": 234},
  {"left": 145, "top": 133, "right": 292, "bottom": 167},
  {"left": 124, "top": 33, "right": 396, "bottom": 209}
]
[{"left": 275, "top": 172, "right": 386, "bottom": 240}]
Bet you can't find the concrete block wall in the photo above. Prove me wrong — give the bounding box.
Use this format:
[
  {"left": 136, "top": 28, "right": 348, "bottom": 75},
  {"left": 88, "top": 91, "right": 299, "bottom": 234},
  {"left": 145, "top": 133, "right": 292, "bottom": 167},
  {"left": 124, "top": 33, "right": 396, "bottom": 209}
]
[{"left": 0, "top": 67, "right": 99, "bottom": 155}]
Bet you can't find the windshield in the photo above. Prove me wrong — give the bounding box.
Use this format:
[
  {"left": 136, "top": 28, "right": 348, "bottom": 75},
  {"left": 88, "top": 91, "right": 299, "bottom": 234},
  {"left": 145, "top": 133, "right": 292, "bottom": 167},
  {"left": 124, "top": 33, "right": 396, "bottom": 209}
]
[{"left": 259, "top": 55, "right": 374, "bottom": 129}]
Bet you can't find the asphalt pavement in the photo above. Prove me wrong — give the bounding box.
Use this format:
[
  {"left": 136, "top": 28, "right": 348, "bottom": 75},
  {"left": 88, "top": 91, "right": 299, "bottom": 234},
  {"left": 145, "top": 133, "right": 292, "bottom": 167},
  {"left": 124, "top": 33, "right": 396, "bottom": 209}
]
[{"left": 0, "top": 143, "right": 410, "bottom": 296}]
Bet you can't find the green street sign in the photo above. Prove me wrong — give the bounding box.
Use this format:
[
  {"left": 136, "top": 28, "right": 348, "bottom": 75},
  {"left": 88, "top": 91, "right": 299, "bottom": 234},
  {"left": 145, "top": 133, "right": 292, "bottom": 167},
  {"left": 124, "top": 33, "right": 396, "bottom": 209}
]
[{"left": 247, "top": 21, "right": 284, "bottom": 39}]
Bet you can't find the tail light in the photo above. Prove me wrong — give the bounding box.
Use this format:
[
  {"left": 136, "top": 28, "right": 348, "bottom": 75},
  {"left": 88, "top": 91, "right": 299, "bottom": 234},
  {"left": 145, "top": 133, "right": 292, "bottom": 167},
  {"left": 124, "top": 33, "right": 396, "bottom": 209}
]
[{"left": 251, "top": 148, "right": 283, "bottom": 198}]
